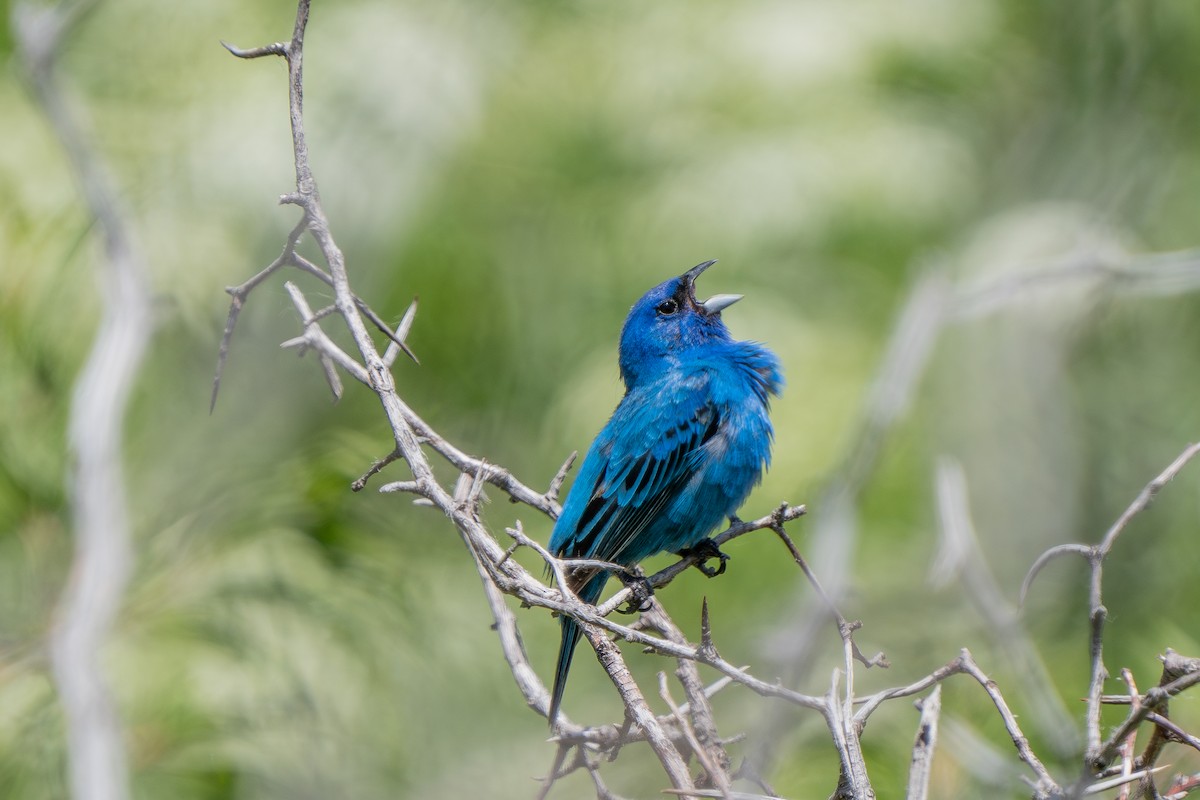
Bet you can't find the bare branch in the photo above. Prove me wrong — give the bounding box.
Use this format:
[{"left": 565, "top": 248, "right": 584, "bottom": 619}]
[
  {"left": 212, "top": 25, "right": 818, "bottom": 774},
  {"left": 855, "top": 649, "right": 1057, "bottom": 794},
  {"left": 906, "top": 686, "right": 942, "bottom": 800},
  {"left": 351, "top": 449, "right": 402, "bottom": 492},
  {"left": 770, "top": 518, "right": 886, "bottom": 671},
  {"left": 1146, "top": 713, "right": 1200, "bottom": 755},
  {"left": 1019, "top": 543, "right": 1094, "bottom": 607},
  {"left": 1091, "top": 656, "right": 1200, "bottom": 775},
  {"left": 645, "top": 602, "right": 733, "bottom": 795},
  {"left": 1164, "top": 772, "right": 1200, "bottom": 799},
  {"left": 546, "top": 451, "right": 578, "bottom": 505},
  {"left": 1096, "top": 443, "right": 1200, "bottom": 556},
  {"left": 281, "top": 281, "right": 370, "bottom": 388},
  {"left": 1083, "top": 443, "right": 1200, "bottom": 765},
  {"left": 855, "top": 656, "right": 965, "bottom": 725},
  {"left": 15, "top": 2, "right": 153, "bottom": 799},
  {"left": 826, "top": 669, "right": 873, "bottom": 799},
  {"left": 658, "top": 672, "right": 724, "bottom": 794},
  {"left": 578, "top": 623, "right": 696, "bottom": 794},
  {"left": 956, "top": 652, "right": 1057, "bottom": 794}
]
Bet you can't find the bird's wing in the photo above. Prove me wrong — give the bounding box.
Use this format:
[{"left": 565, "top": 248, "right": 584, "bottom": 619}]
[{"left": 557, "top": 390, "right": 720, "bottom": 565}]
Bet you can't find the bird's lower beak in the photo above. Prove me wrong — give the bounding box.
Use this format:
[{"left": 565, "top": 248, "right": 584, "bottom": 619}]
[{"left": 702, "top": 293, "right": 743, "bottom": 314}]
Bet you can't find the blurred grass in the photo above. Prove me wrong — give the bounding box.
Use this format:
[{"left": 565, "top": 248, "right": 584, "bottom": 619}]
[{"left": 3, "top": 0, "right": 1200, "bottom": 798}]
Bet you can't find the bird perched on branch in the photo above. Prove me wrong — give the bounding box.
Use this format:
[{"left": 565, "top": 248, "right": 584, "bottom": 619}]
[{"left": 548, "top": 259, "right": 782, "bottom": 725}]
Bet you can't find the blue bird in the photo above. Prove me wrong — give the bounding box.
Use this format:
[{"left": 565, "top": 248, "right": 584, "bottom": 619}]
[{"left": 548, "top": 259, "right": 782, "bottom": 725}]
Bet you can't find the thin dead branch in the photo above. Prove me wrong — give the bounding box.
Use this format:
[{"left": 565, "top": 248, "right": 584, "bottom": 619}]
[
  {"left": 1019, "top": 442, "right": 1200, "bottom": 782},
  {"left": 15, "top": 3, "right": 152, "bottom": 800},
  {"left": 906, "top": 686, "right": 942, "bottom": 800}
]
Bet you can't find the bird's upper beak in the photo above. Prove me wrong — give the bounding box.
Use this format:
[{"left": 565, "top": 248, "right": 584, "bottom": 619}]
[{"left": 681, "top": 259, "right": 743, "bottom": 316}]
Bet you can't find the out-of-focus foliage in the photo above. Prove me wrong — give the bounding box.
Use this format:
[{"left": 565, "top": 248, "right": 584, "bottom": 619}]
[{"left": 3, "top": 1, "right": 1200, "bottom": 797}]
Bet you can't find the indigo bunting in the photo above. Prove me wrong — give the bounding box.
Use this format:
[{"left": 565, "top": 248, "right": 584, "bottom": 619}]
[{"left": 548, "top": 260, "right": 782, "bottom": 724}]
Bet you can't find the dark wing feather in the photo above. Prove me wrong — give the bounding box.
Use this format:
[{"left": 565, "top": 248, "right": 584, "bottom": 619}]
[{"left": 564, "top": 401, "right": 719, "bottom": 565}]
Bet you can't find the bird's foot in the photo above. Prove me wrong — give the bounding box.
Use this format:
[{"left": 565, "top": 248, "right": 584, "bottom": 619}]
[
  {"left": 678, "top": 538, "right": 730, "bottom": 578},
  {"left": 616, "top": 568, "right": 654, "bottom": 614}
]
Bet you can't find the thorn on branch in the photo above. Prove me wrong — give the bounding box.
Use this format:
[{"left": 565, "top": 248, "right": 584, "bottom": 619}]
[
  {"left": 698, "top": 598, "right": 718, "bottom": 662},
  {"left": 210, "top": 291, "right": 244, "bottom": 413},
  {"left": 546, "top": 451, "right": 578, "bottom": 506},
  {"left": 286, "top": 252, "right": 419, "bottom": 365},
  {"left": 1085, "top": 766, "right": 1170, "bottom": 796},
  {"left": 359, "top": 296, "right": 418, "bottom": 364},
  {"left": 210, "top": 216, "right": 309, "bottom": 413},
  {"left": 384, "top": 297, "right": 419, "bottom": 367},
  {"left": 496, "top": 540, "right": 521, "bottom": 568},
  {"left": 317, "top": 352, "right": 343, "bottom": 401},
  {"left": 221, "top": 39, "right": 290, "bottom": 60},
  {"left": 351, "top": 448, "right": 402, "bottom": 492},
  {"left": 380, "top": 480, "right": 423, "bottom": 495}
]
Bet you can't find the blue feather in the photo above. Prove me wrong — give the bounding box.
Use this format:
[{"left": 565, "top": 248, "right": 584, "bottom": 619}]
[{"left": 547, "top": 261, "right": 781, "bottom": 724}]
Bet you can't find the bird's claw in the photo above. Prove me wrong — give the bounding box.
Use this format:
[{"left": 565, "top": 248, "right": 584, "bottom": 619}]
[
  {"left": 616, "top": 569, "right": 654, "bottom": 614},
  {"left": 679, "top": 538, "right": 730, "bottom": 578}
]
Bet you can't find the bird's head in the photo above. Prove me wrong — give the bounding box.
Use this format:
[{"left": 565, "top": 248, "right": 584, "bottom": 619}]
[{"left": 618, "top": 260, "right": 742, "bottom": 386}]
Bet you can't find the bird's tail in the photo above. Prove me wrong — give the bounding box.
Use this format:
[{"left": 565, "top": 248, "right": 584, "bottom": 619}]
[{"left": 549, "top": 571, "right": 609, "bottom": 726}]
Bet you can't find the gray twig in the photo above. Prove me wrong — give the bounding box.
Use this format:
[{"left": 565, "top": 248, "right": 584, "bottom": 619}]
[{"left": 905, "top": 686, "right": 942, "bottom": 800}]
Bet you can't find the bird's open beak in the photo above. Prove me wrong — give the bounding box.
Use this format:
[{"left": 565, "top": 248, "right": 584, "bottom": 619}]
[{"left": 680, "top": 260, "right": 742, "bottom": 315}]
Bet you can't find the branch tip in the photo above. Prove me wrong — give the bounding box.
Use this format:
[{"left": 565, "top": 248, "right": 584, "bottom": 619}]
[
  {"left": 221, "top": 39, "right": 289, "bottom": 59},
  {"left": 1019, "top": 543, "right": 1094, "bottom": 607}
]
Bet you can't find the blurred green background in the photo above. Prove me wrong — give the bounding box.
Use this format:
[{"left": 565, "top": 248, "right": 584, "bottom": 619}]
[{"left": 4, "top": 1, "right": 1200, "bottom": 797}]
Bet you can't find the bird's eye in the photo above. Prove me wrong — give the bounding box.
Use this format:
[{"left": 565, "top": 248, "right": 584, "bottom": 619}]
[{"left": 656, "top": 299, "right": 679, "bottom": 315}]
